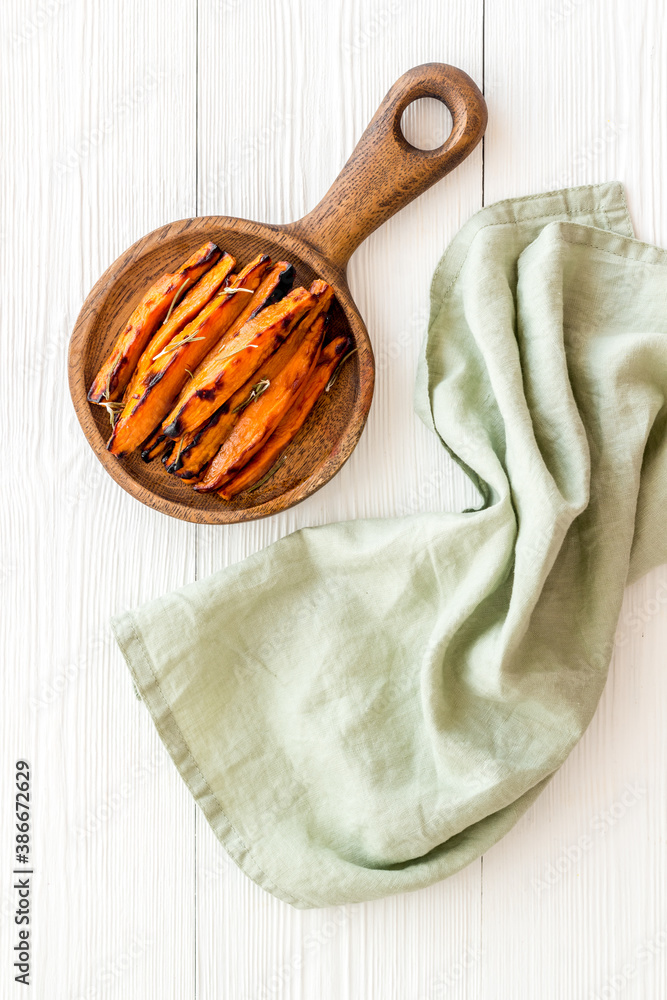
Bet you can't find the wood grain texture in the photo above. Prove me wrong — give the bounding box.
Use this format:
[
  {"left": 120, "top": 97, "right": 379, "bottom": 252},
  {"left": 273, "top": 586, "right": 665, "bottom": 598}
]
[
  {"left": 283, "top": 62, "right": 486, "bottom": 267},
  {"left": 2, "top": 0, "right": 666, "bottom": 998}
]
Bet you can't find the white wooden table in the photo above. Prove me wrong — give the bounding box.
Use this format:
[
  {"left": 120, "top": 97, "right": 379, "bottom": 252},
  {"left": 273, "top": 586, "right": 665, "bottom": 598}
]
[{"left": 2, "top": 1, "right": 666, "bottom": 997}]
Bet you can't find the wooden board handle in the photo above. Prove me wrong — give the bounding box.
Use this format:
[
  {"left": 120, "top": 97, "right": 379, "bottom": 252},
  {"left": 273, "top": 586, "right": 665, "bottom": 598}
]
[{"left": 282, "top": 63, "right": 487, "bottom": 271}]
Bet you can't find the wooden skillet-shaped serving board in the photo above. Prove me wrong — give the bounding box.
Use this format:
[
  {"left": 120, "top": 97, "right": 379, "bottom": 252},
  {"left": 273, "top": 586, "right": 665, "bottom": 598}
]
[{"left": 68, "top": 63, "right": 487, "bottom": 523}]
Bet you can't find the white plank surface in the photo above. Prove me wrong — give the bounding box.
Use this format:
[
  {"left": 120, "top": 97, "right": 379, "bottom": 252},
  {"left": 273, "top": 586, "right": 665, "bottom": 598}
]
[
  {"left": 1, "top": 0, "right": 665, "bottom": 997},
  {"left": 0, "top": 2, "right": 199, "bottom": 998}
]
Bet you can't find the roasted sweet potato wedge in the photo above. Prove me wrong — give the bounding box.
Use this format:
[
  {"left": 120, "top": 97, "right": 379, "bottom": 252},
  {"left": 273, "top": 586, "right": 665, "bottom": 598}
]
[
  {"left": 140, "top": 429, "right": 173, "bottom": 463},
  {"left": 218, "top": 335, "right": 352, "bottom": 499},
  {"left": 161, "top": 286, "right": 318, "bottom": 439},
  {"left": 166, "top": 281, "right": 334, "bottom": 478},
  {"left": 126, "top": 253, "right": 236, "bottom": 397},
  {"left": 162, "top": 262, "right": 295, "bottom": 469},
  {"left": 165, "top": 313, "right": 314, "bottom": 479},
  {"left": 194, "top": 312, "right": 326, "bottom": 493},
  {"left": 88, "top": 241, "right": 221, "bottom": 403},
  {"left": 216, "top": 261, "right": 295, "bottom": 347},
  {"left": 163, "top": 411, "right": 232, "bottom": 479},
  {"left": 108, "top": 255, "right": 272, "bottom": 455}
]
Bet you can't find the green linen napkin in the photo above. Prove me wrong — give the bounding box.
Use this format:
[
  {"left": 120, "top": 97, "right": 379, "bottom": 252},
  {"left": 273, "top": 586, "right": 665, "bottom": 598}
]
[{"left": 112, "top": 183, "right": 667, "bottom": 908}]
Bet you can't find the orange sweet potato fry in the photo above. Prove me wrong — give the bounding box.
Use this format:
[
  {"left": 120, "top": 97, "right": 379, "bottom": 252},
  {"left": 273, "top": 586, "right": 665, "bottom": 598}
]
[
  {"left": 140, "top": 428, "right": 173, "bottom": 463},
  {"left": 163, "top": 412, "right": 232, "bottom": 479},
  {"left": 194, "top": 312, "right": 326, "bottom": 493},
  {"left": 161, "top": 286, "right": 318, "bottom": 440},
  {"left": 88, "top": 241, "right": 221, "bottom": 403},
  {"left": 125, "top": 253, "right": 236, "bottom": 397},
  {"left": 166, "top": 315, "right": 312, "bottom": 478},
  {"left": 216, "top": 261, "right": 295, "bottom": 347},
  {"left": 166, "top": 281, "right": 334, "bottom": 478},
  {"left": 107, "top": 255, "right": 272, "bottom": 455},
  {"left": 218, "top": 335, "right": 352, "bottom": 499}
]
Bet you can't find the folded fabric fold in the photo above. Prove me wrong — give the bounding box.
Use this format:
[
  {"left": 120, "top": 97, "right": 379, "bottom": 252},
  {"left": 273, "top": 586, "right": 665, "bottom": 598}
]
[{"left": 112, "top": 183, "right": 667, "bottom": 907}]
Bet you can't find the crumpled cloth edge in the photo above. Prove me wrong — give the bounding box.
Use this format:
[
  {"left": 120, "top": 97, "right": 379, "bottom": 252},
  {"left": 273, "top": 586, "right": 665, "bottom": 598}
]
[{"left": 111, "top": 182, "right": 649, "bottom": 908}]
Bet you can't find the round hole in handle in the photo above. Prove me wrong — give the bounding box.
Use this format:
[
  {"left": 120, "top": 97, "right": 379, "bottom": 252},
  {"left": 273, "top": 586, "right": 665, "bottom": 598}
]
[{"left": 400, "top": 97, "right": 454, "bottom": 151}]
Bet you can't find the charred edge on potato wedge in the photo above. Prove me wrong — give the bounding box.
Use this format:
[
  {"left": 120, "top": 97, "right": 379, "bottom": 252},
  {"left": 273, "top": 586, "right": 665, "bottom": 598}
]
[
  {"left": 140, "top": 431, "right": 172, "bottom": 463},
  {"left": 212, "top": 261, "right": 296, "bottom": 352},
  {"left": 164, "top": 308, "right": 317, "bottom": 478},
  {"left": 125, "top": 256, "right": 236, "bottom": 394},
  {"left": 218, "top": 334, "right": 351, "bottom": 500},
  {"left": 194, "top": 311, "right": 327, "bottom": 492},
  {"left": 248, "top": 263, "right": 295, "bottom": 318},
  {"left": 87, "top": 241, "right": 221, "bottom": 404},
  {"left": 107, "top": 255, "right": 273, "bottom": 456},
  {"left": 161, "top": 286, "right": 317, "bottom": 439}
]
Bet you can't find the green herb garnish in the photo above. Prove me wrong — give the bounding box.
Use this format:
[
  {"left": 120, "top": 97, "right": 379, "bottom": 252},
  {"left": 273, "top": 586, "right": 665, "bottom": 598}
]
[
  {"left": 152, "top": 332, "right": 205, "bottom": 361},
  {"left": 162, "top": 279, "right": 191, "bottom": 327},
  {"left": 325, "top": 347, "right": 357, "bottom": 393},
  {"left": 247, "top": 455, "right": 287, "bottom": 492},
  {"left": 232, "top": 378, "right": 270, "bottom": 414}
]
